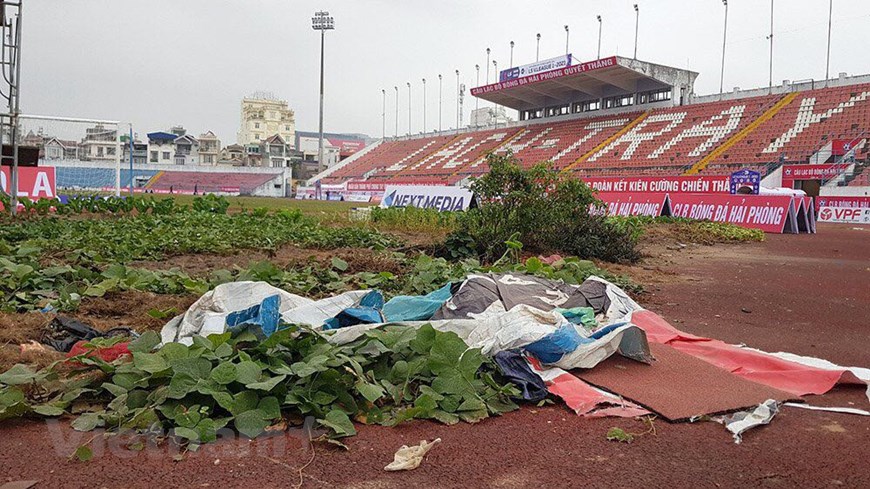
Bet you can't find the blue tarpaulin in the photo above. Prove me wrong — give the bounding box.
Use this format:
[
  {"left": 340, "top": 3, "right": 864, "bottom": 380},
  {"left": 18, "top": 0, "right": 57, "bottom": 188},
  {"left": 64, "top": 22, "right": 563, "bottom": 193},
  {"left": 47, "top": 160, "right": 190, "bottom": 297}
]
[
  {"left": 225, "top": 294, "right": 281, "bottom": 338},
  {"left": 382, "top": 283, "right": 453, "bottom": 322},
  {"left": 324, "top": 290, "right": 385, "bottom": 330}
]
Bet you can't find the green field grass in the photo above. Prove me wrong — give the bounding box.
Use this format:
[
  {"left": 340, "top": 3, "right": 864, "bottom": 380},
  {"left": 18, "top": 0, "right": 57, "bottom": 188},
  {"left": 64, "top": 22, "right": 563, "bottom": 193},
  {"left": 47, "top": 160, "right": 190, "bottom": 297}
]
[{"left": 163, "top": 195, "right": 371, "bottom": 216}]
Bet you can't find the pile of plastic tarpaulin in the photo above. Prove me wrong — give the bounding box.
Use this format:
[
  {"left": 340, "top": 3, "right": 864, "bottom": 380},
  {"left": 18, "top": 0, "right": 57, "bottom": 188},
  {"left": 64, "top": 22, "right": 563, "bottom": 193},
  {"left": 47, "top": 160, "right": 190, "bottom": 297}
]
[{"left": 161, "top": 273, "right": 869, "bottom": 440}]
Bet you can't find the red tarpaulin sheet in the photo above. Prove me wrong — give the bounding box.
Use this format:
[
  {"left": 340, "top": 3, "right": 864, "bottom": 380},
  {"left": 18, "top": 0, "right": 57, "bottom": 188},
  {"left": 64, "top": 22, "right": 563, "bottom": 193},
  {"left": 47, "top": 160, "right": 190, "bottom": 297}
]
[{"left": 629, "top": 310, "right": 865, "bottom": 396}]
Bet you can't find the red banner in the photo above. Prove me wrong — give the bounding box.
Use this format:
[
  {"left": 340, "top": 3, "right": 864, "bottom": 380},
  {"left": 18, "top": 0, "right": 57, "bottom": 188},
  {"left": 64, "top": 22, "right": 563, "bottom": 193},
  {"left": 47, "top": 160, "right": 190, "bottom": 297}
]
[
  {"left": 0, "top": 166, "right": 56, "bottom": 198},
  {"left": 584, "top": 175, "right": 730, "bottom": 194},
  {"left": 831, "top": 139, "right": 857, "bottom": 156},
  {"left": 816, "top": 196, "right": 870, "bottom": 209},
  {"left": 595, "top": 192, "right": 668, "bottom": 217},
  {"left": 665, "top": 194, "right": 796, "bottom": 233},
  {"left": 471, "top": 56, "right": 618, "bottom": 96},
  {"left": 781, "top": 164, "right": 848, "bottom": 186}
]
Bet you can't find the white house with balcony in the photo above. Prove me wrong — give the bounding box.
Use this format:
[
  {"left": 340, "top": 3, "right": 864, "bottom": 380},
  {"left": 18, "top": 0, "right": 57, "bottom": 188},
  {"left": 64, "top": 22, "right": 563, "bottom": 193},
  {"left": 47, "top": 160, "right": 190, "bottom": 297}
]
[
  {"left": 173, "top": 134, "right": 199, "bottom": 165},
  {"left": 147, "top": 132, "right": 177, "bottom": 164}
]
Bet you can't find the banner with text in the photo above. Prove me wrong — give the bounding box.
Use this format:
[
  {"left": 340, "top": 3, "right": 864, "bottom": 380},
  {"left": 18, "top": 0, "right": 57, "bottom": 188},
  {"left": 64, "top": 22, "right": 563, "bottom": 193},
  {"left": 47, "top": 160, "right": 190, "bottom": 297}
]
[
  {"left": 594, "top": 192, "right": 668, "bottom": 217},
  {"left": 381, "top": 185, "right": 473, "bottom": 211},
  {"left": 817, "top": 206, "right": 870, "bottom": 224},
  {"left": 0, "top": 166, "right": 56, "bottom": 199},
  {"left": 816, "top": 196, "right": 870, "bottom": 209},
  {"left": 781, "top": 164, "right": 849, "bottom": 187},
  {"left": 664, "top": 194, "right": 797, "bottom": 233},
  {"left": 499, "top": 54, "right": 573, "bottom": 82},
  {"left": 471, "top": 57, "right": 617, "bottom": 97},
  {"left": 584, "top": 175, "right": 730, "bottom": 194}
]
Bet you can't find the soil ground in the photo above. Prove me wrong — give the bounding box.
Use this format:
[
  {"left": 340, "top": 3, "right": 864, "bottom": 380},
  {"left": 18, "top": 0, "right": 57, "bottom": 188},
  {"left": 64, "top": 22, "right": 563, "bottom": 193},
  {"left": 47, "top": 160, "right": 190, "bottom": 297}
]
[{"left": 1, "top": 224, "right": 868, "bottom": 488}]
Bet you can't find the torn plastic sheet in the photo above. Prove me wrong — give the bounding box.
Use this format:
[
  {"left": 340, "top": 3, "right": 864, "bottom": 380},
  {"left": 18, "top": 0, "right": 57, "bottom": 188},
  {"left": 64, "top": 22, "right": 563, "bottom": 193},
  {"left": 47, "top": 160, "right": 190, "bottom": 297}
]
[
  {"left": 526, "top": 355, "right": 650, "bottom": 418},
  {"left": 741, "top": 348, "right": 870, "bottom": 402},
  {"left": 783, "top": 403, "right": 870, "bottom": 416},
  {"left": 717, "top": 399, "right": 779, "bottom": 444},
  {"left": 626, "top": 309, "right": 869, "bottom": 397}
]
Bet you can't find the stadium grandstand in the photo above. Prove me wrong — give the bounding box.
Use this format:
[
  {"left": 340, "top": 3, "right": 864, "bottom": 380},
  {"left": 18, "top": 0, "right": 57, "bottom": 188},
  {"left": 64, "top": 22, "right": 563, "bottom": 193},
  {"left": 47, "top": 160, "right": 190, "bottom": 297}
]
[
  {"left": 310, "top": 55, "right": 870, "bottom": 197},
  {"left": 42, "top": 160, "right": 289, "bottom": 197}
]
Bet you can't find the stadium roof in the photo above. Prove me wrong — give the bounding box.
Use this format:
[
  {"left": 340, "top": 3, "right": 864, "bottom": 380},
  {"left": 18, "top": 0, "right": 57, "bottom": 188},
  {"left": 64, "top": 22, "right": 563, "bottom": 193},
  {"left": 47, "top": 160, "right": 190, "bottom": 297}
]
[{"left": 470, "top": 56, "right": 699, "bottom": 112}]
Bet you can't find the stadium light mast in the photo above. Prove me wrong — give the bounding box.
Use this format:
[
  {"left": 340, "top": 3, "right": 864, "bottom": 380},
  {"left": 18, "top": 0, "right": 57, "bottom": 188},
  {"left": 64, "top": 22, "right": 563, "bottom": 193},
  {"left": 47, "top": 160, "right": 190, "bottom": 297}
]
[
  {"left": 485, "top": 48, "right": 491, "bottom": 83},
  {"left": 438, "top": 74, "right": 442, "bottom": 132},
  {"left": 455, "top": 69, "right": 460, "bottom": 129},
  {"left": 406, "top": 82, "right": 413, "bottom": 135},
  {"left": 564, "top": 25, "right": 569, "bottom": 55},
  {"left": 492, "top": 60, "right": 499, "bottom": 124},
  {"left": 311, "top": 10, "right": 334, "bottom": 174},
  {"left": 381, "top": 89, "right": 386, "bottom": 139},
  {"left": 825, "top": 0, "right": 833, "bottom": 86},
  {"left": 422, "top": 78, "right": 427, "bottom": 134},
  {"left": 394, "top": 86, "right": 399, "bottom": 137},
  {"left": 633, "top": 4, "right": 639, "bottom": 59},
  {"left": 596, "top": 15, "right": 602, "bottom": 59},
  {"left": 475, "top": 64, "right": 480, "bottom": 114},
  {"left": 720, "top": 0, "right": 728, "bottom": 95},
  {"left": 536, "top": 33, "right": 541, "bottom": 61},
  {"left": 510, "top": 41, "right": 515, "bottom": 68},
  {"left": 767, "top": 0, "right": 774, "bottom": 94}
]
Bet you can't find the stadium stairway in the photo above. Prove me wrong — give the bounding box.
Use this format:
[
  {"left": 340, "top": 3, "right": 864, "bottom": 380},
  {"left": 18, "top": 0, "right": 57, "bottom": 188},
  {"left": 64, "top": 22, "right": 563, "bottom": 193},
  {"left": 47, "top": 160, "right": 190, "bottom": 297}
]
[
  {"left": 145, "top": 171, "right": 165, "bottom": 189},
  {"left": 306, "top": 140, "right": 382, "bottom": 184},
  {"left": 561, "top": 111, "right": 651, "bottom": 173},
  {"left": 684, "top": 92, "right": 798, "bottom": 175}
]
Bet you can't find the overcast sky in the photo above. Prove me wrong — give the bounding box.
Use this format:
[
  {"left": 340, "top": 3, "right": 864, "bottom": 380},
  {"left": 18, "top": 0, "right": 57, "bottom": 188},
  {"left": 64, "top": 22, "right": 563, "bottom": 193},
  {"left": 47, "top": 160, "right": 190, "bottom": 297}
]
[{"left": 22, "top": 0, "right": 870, "bottom": 144}]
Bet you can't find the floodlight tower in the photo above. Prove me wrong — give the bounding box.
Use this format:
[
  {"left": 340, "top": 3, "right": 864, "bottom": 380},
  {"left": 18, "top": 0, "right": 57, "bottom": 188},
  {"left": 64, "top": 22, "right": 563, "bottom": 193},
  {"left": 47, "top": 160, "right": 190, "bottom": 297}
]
[
  {"left": 536, "top": 33, "right": 541, "bottom": 61},
  {"left": 438, "top": 74, "right": 442, "bottom": 132},
  {"left": 564, "top": 25, "right": 569, "bottom": 55},
  {"left": 311, "top": 10, "right": 334, "bottom": 173},
  {"left": 475, "top": 64, "right": 480, "bottom": 113},
  {"left": 381, "top": 89, "right": 386, "bottom": 139},
  {"left": 422, "top": 78, "right": 426, "bottom": 134},
  {"left": 596, "top": 15, "right": 602, "bottom": 59},
  {"left": 509, "top": 41, "right": 515, "bottom": 68},
  {"left": 633, "top": 4, "right": 639, "bottom": 59},
  {"left": 485, "top": 48, "right": 491, "bottom": 83},
  {"left": 720, "top": 0, "right": 728, "bottom": 95},
  {"left": 455, "top": 70, "right": 460, "bottom": 129},
  {"left": 406, "top": 81, "right": 411, "bottom": 135}
]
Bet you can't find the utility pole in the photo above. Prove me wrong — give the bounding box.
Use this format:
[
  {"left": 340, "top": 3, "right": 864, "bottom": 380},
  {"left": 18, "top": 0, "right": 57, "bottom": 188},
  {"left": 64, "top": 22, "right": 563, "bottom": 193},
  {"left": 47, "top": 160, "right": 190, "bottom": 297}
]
[
  {"left": 311, "top": 11, "right": 334, "bottom": 173},
  {"left": 394, "top": 86, "right": 398, "bottom": 137},
  {"left": 381, "top": 89, "right": 386, "bottom": 139}
]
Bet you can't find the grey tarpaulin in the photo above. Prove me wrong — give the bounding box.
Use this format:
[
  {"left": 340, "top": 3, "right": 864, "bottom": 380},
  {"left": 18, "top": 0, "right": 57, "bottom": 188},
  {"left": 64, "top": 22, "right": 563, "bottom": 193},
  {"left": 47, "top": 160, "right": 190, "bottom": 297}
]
[{"left": 433, "top": 273, "right": 611, "bottom": 320}]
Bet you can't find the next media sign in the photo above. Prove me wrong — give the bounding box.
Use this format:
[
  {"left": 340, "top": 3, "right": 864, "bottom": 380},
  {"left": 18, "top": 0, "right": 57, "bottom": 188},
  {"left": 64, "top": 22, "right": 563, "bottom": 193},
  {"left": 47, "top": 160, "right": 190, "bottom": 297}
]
[{"left": 380, "top": 185, "right": 474, "bottom": 211}]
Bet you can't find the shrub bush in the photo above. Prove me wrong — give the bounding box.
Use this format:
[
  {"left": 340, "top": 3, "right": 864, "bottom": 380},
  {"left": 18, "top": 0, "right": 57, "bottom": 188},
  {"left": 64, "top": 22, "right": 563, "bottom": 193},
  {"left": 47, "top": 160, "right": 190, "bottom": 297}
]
[{"left": 448, "top": 153, "right": 641, "bottom": 263}]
